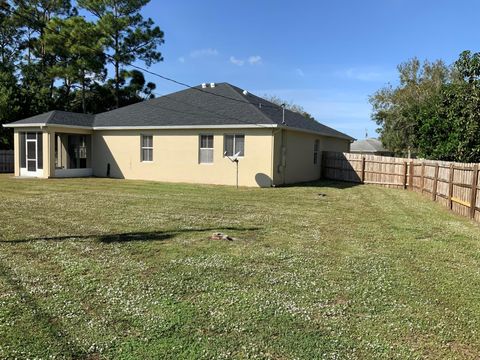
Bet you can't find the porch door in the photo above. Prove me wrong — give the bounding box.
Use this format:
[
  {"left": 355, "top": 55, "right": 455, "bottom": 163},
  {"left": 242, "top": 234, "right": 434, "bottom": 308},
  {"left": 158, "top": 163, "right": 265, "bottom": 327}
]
[
  {"left": 26, "top": 133, "right": 38, "bottom": 175},
  {"left": 21, "top": 132, "right": 43, "bottom": 177}
]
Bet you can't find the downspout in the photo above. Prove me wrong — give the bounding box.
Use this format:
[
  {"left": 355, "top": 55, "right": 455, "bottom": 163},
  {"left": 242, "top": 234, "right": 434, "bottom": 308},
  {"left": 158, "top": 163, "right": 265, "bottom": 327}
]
[{"left": 271, "top": 127, "right": 282, "bottom": 187}]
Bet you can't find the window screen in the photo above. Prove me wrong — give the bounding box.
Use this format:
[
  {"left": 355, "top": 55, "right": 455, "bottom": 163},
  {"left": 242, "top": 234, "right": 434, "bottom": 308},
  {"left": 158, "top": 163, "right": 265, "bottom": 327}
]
[
  {"left": 20, "top": 132, "right": 26, "bottom": 168},
  {"left": 224, "top": 134, "right": 245, "bottom": 157},
  {"left": 141, "top": 135, "right": 153, "bottom": 162},
  {"left": 199, "top": 135, "right": 214, "bottom": 163},
  {"left": 37, "top": 132, "right": 43, "bottom": 169}
]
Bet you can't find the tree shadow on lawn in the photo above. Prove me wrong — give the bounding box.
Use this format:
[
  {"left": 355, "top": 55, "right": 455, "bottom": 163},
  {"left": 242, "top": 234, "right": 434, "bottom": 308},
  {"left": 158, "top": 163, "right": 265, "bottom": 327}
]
[
  {"left": 0, "top": 261, "right": 89, "bottom": 358},
  {"left": 0, "top": 226, "right": 261, "bottom": 244}
]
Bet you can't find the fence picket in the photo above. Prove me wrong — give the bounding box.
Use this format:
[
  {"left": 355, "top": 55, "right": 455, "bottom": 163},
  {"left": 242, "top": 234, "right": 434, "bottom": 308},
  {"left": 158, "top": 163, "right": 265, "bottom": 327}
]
[
  {"left": 322, "top": 152, "right": 480, "bottom": 224},
  {"left": 0, "top": 150, "right": 14, "bottom": 173}
]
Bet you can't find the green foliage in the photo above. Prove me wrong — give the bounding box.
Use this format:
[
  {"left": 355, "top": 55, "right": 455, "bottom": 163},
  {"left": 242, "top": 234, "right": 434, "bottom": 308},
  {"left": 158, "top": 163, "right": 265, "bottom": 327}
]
[
  {"left": 78, "top": 0, "right": 164, "bottom": 107},
  {"left": 263, "top": 94, "right": 316, "bottom": 121},
  {"left": 371, "top": 52, "right": 480, "bottom": 162},
  {"left": 0, "top": 0, "right": 163, "bottom": 148}
]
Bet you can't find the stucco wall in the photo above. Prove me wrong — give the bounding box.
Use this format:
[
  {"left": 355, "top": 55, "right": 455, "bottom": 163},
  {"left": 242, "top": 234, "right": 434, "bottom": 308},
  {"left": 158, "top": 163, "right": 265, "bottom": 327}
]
[
  {"left": 272, "top": 129, "right": 351, "bottom": 185},
  {"left": 91, "top": 128, "right": 275, "bottom": 187}
]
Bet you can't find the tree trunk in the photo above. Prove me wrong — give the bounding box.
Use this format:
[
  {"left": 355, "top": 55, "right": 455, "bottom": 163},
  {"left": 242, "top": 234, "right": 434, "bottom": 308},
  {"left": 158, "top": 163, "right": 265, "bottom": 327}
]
[{"left": 82, "top": 73, "right": 86, "bottom": 114}]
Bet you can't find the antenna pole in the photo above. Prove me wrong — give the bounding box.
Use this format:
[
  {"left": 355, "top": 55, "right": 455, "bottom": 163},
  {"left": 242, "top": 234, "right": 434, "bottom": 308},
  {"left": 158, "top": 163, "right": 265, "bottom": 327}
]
[
  {"left": 281, "top": 103, "right": 286, "bottom": 125},
  {"left": 236, "top": 159, "right": 239, "bottom": 189}
]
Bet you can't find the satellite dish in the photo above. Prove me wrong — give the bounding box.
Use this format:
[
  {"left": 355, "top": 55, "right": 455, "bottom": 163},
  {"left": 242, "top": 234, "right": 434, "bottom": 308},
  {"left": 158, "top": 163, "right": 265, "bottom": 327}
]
[
  {"left": 231, "top": 151, "right": 241, "bottom": 161},
  {"left": 224, "top": 151, "right": 241, "bottom": 162}
]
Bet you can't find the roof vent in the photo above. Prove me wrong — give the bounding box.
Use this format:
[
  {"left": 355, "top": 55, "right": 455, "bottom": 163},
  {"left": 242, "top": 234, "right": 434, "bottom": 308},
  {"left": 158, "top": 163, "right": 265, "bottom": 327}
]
[
  {"left": 210, "top": 82, "right": 216, "bottom": 88},
  {"left": 201, "top": 83, "right": 207, "bottom": 88},
  {"left": 243, "top": 90, "right": 249, "bottom": 96},
  {"left": 259, "top": 103, "right": 262, "bottom": 109}
]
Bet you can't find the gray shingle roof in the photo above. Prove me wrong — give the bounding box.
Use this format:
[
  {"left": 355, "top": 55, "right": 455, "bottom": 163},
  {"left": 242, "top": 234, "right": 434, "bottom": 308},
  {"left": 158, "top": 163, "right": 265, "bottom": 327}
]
[
  {"left": 351, "top": 138, "right": 389, "bottom": 153},
  {"left": 9, "top": 110, "right": 94, "bottom": 127},
  {"left": 5, "top": 83, "right": 353, "bottom": 140}
]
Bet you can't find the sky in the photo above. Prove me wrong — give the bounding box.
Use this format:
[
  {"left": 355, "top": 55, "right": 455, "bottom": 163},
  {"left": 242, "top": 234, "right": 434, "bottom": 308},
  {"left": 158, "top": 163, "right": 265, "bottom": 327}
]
[{"left": 129, "top": 0, "right": 480, "bottom": 140}]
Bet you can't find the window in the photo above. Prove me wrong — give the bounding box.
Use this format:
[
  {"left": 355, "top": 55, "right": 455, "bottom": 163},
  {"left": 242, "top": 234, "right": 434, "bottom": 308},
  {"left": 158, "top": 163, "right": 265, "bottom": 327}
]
[
  {"left": 224, "top": 134, "right": 245, "bottom": 157},
  {"left": 313, "top": 139, "right": 319, "bottom": 165},
  {"left": 141, "top": 135, "right": 153, "bottom": 162},
  {"left": 199, "top": 135, "right": 214, "bottom": 163}
]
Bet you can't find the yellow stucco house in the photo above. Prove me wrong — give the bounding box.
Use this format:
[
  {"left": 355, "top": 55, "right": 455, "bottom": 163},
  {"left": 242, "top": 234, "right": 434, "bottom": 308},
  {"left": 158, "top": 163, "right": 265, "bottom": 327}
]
[{"left": 3, "top": 83, "right": 353, "bottom": 187}]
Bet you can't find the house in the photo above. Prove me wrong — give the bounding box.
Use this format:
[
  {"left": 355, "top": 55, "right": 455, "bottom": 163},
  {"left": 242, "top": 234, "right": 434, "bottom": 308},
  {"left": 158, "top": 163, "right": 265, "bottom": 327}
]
[
  {"left": 350, "top": 138, "right": 393, "bottom": 156},
  {"left": 3, "top": 82, "right": 353, "bottom": 187}
]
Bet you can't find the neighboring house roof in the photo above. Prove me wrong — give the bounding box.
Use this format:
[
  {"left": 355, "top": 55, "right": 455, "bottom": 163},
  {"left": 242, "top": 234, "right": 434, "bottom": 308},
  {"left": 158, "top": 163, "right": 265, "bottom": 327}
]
[
  {"left": 351, "top": 138, "right": 390, "bottom": 153},
  {"left": 4, "top": 83, "right": 354, "bottom": 140}
]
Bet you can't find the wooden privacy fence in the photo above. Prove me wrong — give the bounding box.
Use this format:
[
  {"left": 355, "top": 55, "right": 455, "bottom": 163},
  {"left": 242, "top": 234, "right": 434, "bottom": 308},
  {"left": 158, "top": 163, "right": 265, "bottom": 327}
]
[
  {"left": 322, "top": 151, "right": 480, "bottom": 222},
  {"left": 0, "top": 150, "right": 14, "bottom": 173}
]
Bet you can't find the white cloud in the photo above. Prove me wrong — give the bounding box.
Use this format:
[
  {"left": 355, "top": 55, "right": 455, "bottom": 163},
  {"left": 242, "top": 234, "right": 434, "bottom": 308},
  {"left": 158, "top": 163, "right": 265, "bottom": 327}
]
[
  {"left": 230, "top": 56, "right": 245, "bottom": 66},
  {"left": 189, "top": 48, "right": 219, "bottom": 58},
  {"left": 335, "top": 67, "right": 394, "bottom": 82},
  {"left": 248, "top": 55, "right": 262, "bottom": 65},
  {"left": 295, "top": 68, "right": 305, "bottom": 77},
  {"left": 230, "top": 55, "right": 263, "bottom": 66},
  {"left": 178, "top": 56, "right": 185, "bottom": 63}
]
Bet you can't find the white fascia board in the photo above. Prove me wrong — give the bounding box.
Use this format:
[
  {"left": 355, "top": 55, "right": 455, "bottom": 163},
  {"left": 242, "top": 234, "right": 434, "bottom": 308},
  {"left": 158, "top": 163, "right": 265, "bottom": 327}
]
[
  {"left": 3, "top": 123, "right": 47, "bottom": 128},
  {"left": 92, "top": 124, "right": 278, "bottom": 130},
  {"left": 2, "top": 123, "right": 92, "bottom": 130},
  {"left": 279, "top": 125, "right": 354, "bottom": 141}
]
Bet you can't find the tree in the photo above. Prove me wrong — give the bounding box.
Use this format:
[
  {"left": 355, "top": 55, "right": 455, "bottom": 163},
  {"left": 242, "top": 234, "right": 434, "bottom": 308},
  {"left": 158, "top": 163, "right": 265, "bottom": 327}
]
[
  {"left": 43, "top": 16, "right": 106, "bottom": 113},
  {"left": 369, "top": 58, "right": 451, "bottom": 156},
  {"left": 78, "top": 0, "right": 164, "bottom": 108},
  {"left": 263, "top": 94, "right": 316, "bottom": 121}
]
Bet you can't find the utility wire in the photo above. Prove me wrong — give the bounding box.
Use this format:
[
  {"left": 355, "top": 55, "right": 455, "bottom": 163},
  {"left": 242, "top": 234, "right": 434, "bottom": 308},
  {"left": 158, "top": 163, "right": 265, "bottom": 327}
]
[
  {"left": 0, "top": 3, "right": 291, "bottom": 130},
  {"left": 0, "top": 3, "right": 283, "bottom": 112}
]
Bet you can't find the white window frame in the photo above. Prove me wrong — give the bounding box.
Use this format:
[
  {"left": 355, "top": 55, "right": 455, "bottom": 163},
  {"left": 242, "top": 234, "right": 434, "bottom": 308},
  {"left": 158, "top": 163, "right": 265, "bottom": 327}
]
[
  {"left": 141, "top": 134, "right": 153, "bottom": 162},
  {"left": 199, "top": 134, "right": 214, "bottom": 164},
  {"left": 223, "top": 134, "right": 245, "bottom": 158}
]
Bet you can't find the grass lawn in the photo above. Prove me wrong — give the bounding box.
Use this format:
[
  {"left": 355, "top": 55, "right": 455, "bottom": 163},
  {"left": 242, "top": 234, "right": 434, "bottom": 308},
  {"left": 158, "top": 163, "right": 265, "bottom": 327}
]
[{"left": 1, "top": 175, "right": 480, "bottom": 359}]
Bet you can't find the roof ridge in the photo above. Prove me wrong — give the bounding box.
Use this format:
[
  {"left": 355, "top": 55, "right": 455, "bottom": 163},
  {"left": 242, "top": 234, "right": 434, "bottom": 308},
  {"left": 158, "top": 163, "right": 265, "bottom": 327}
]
[
  {"left": 222, "top": 83, "right": 277, "bottom": 125},
  {"left": 45, "top": 110, "right": 57, "bottom": 124}
]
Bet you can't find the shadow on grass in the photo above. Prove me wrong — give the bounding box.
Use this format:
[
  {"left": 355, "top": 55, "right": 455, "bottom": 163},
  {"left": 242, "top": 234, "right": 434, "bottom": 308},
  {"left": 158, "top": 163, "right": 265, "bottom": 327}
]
[
  {"left": 0, "top": 261, "right": 88, "bottom": 358},
  {"left": 280, "top": 179, "right": 360, "bottom": 189},
  {"left": 0, "top": 227, "right": 261, "bottom": 244}
]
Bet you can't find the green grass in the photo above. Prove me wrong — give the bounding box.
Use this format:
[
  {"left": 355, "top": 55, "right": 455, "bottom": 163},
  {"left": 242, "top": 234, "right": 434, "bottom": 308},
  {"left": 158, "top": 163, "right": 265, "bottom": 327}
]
[{"left": 1, "top": 174, "right": 480, "bottom": 359}]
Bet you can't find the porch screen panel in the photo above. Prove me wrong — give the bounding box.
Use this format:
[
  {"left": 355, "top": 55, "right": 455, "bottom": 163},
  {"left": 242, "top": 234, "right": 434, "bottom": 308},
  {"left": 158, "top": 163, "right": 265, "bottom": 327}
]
[
  {"left": 27, "top": 141, "right": 36, "bottom": 171},
  {"left": 20, "top": 132, "right": 26, "bottom": 168},
  {"left": 37, "top": 132, "right": 43, "bottom": 169}
]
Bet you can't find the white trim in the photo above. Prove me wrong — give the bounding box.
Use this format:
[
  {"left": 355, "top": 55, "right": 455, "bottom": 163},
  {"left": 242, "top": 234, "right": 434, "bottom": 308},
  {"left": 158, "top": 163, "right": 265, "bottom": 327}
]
[
  {"left": 3, "top": 123, "right": 46, "bottom": 128},
  {"left": 4, "top": 122, "right": 354, "bottom": 141},
  {"left": 93, "top": 124, "right": 278, "bottom": 130},
  {"left": 2, "top": 123, "right": 91, "bottom": 130}
]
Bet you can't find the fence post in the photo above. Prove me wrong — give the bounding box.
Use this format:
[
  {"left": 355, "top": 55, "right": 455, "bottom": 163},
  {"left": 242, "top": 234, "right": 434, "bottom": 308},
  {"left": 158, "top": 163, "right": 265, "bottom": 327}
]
[
  {"left": 470, "top": 164, "right": 479, "bottom": 219},
  {"left": 448, "top": 163, "right": 454, "bottom": 209},
  {"left": 408, "top": 160, "right": 414, "bottom": 190},
  {"left": 403, "top": 161, "right": 408, "bottom": 190},
  {"left": 432, "top": 163, "right": 439, "bottom": 201},
  {"left": 360, "top": 156, "right": 366, "bottom": 183},
  {"left": 421, "top": 162, "right": 425, "bottom": 193}
]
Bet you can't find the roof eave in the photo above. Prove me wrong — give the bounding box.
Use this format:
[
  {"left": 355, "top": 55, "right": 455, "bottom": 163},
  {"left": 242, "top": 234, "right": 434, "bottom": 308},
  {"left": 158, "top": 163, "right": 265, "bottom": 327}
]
[
  {"left": 279, "top": 125, "right": 355, "bottom": 141},
  {"left": 3, "top": 123, "right": 46, "bottom": 128},
  {"left": 92, "top": 124, "right": 278, "bottom": 130}
]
